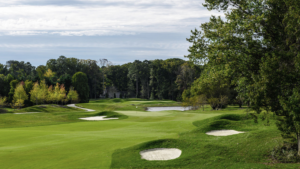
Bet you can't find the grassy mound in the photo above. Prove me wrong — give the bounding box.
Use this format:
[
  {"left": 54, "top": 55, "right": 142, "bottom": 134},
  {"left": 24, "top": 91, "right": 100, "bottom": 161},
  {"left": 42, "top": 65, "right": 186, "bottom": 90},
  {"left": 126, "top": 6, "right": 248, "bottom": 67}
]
[
  {"left": 13, "top": 104, "right": 80, "bottom": 113},
  {"left": 96, "top": 111, "right": 128, "bottom": 120},
  {"left": 110, "top": 114, "right": 289, "bottom": 169}
]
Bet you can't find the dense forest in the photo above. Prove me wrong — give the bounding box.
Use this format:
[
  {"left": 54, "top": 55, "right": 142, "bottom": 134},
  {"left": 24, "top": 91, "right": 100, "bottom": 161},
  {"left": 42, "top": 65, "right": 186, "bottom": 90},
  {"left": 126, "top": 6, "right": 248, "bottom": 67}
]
[{"left": 0, "top": 56, "right": 203, "bottom": 106}]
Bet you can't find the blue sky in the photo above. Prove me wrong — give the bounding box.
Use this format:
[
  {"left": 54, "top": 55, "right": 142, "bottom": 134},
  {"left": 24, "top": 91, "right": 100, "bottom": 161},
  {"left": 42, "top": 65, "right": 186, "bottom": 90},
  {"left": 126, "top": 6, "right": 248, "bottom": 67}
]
[{"left": 0, "top": 0, "right": 222, "bottom": 66}]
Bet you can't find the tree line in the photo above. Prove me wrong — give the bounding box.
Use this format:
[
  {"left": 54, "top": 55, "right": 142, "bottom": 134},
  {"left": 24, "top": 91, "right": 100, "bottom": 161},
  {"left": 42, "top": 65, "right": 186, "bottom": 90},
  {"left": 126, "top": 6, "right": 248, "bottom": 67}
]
[
  {"left": 182, "top": 0, "right": 300, "bottom": 159},
  {"left": 0, "top": 56, "right": 203, "bottom": 107}
]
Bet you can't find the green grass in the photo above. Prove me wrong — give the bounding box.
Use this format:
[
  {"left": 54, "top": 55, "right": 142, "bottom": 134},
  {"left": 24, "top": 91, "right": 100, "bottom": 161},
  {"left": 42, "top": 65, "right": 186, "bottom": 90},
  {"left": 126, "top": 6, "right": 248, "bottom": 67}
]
[{"left": 0, "top": 99, "right": 297, "bottom": 169}]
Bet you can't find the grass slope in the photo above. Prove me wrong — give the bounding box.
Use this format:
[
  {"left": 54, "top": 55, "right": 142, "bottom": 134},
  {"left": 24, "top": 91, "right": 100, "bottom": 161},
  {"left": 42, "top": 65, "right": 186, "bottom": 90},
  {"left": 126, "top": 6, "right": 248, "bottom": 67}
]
[{"left": 111, "top": 114, "right": 300, "bottom": 169}]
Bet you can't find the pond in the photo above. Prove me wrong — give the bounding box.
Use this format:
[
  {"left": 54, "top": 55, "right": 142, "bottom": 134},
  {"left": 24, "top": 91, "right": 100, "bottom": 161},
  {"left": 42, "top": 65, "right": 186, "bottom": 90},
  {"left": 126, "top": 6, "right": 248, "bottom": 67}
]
[{"left": 146, "top": 106, "right": 192, "bottom": 112}]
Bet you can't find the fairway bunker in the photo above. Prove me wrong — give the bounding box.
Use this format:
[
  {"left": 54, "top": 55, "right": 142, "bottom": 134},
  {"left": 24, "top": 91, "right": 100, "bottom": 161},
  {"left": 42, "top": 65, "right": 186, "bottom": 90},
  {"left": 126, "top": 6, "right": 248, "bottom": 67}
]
[
  {"left": 79, "top": 116, "right": 118, "bottom": 121},
  {"left": 140, "top": 148, "right": 182, "bottom": 161},
  {"left": 147, "top": 106, "right": 192, "bottom": 112},
  {"left": 206, "top": 130, "right": 245, "bottom": 136}
]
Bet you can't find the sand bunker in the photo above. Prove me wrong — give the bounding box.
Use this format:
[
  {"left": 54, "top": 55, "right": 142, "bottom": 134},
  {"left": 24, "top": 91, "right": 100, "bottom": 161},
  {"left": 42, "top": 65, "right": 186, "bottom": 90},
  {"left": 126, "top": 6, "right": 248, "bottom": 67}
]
[
  {"left": 79, "top": 116, "right": 118, "bottom": 121},
  {"left": 206, "top": 130, "right": 245, "bottom": 136},
  {"left": 147, "top": 106, "right": 192, "bottom": 112},
  {"left": 140, "top": 148, "right": 182, "bottom": 161},
  {"left": 67, "top": 104, "right": 95, "bottom": 112},
  {"left": 14, "top": 112, "right": 41, "bottom": 114}
]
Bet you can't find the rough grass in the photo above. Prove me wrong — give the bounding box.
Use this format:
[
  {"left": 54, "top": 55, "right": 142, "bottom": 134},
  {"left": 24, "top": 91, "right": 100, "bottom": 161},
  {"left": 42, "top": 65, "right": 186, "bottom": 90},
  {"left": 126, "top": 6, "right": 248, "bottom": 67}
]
[{"left": 110, "top": 114, "right": 300, "bottom": 169}]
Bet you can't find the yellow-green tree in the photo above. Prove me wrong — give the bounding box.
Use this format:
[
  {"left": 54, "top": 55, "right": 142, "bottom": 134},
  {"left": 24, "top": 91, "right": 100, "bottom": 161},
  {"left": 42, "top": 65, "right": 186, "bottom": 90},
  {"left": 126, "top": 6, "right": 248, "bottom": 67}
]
[
  {"left": 0, "top": 96, "right": 7, "bottom": 108},
  {"left": 53, "top": 83, "right": 61, "bottom": 104},
  {"left": 47, "top": 85, "right": 54, "bottom": 103},
  {"left": 39, "top": 80, "right": 48, "bottom": 104},
  {"left": 13, "top": 83, "right": 28, "bottom": 109},
  {"left": 30, "top": 82, "right": 40, "bottom": 105},
  {"left": 67, "top": 87, "right": 79, "bottom": 104},
  {"left": 44, "top": 69, "right": 56, "bottom": 78},
  {"left": 60, "top": 84, "right": 68, "bottom": 104}
]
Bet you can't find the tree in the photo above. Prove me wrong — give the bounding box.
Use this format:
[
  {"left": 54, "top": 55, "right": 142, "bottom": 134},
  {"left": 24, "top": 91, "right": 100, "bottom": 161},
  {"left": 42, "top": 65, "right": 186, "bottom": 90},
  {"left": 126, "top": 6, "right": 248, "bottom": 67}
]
[
  {"left": 128, "top": 60, "right": 142, "bottom": 98},
  {"left": 72, "top": 72, "right": 89, "bottom": 103},
  {"left": 24, "top": 80, "right": 33, "bottom": 106},
  {"left": 0, "top": 96, "right": 7, "bottom": 108},
  {"left": 30, "top": 82, "right": 40, "bottom": 105},
  {"left": 36, "top": 65, "right": 46, "bottom": 80},
  {"left": 8, "top": 80, "right": 19, "bottom": 103},
  {"left": 67, "top": 87, "right": 79, "bottom": 103},
  {"left": 44, "top": 69, "right": 56, "bottom": 78},
  {"left": 47, "top": 85, "right": 54, "bottom": 103},
  {"left": 39, "top": 80, "right": 48, "bottom": 104},
  {"left": 53, "top": 83, "right": 61, "bottom": 104},
  {"left": 99, "top": 59, "right": 108, "bottom": 96},
  {"left": 13, "top": 83, "right": 28, "bottom": 109},
  {"left": 185, "top": 0, "right": 300, "bottom": 156},
  {"left": 59, "top": 84, "right": 67, "bottom": 104},
  {"left": 175, "top": 63, "right": 195, "bottom": 97}
]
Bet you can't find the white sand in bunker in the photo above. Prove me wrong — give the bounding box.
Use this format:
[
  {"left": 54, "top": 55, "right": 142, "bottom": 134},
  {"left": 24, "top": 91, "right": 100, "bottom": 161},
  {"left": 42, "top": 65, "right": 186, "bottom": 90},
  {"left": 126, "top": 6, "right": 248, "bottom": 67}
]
[
  {"left": 79, "top": 116, "right": 118, "bottom": 121},
  {"left": 206, "top": 130, "right": 245, "bottom": 136},
  {"left": 14, "top": 112, "right": 41, "bottom": 114},
  {"left": 140, "top": 148, "right": 182, "bottom": 161},
  {"left": 67, "top": 104, "right": 95, "bottom": 112}
]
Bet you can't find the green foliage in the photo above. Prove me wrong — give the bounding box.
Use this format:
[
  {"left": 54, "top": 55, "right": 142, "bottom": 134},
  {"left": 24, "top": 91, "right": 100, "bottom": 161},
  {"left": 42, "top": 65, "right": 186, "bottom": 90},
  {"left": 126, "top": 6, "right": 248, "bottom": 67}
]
[
  {"left": 8, "top": 80, "right": 18, "bottom": 103},
  {"left": 12, "top": 83, "right": 28, "bottom": 109},
  {"left": 184, "top": 0, "right": 300, "bottom": 155},
  {"left": 72, "top": 72, "right": 89, "bottom": 103},
  {"left": 67, "top": 87, "right": 79, "bottom": 104}
]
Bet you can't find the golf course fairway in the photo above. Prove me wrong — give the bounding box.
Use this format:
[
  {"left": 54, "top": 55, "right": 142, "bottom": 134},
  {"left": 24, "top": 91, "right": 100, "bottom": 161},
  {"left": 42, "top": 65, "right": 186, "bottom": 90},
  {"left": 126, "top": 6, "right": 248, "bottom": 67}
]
[{"left": 0, "top": 99, "right": 220, "bottom": 169}]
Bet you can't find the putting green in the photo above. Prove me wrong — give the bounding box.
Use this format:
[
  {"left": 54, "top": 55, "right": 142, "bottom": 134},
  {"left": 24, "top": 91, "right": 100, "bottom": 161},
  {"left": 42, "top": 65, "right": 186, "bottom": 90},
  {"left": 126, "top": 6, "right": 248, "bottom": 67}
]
[{"left": 0, "top": 100, "right": 221, "bottom": 169}]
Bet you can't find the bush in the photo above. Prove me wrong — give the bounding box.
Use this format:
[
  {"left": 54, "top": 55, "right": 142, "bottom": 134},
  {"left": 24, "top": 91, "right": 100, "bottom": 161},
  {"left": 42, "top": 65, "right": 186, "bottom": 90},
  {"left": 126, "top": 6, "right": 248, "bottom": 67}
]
[{"left": 271, "top": 142, "right": 300, "bottom": 163}]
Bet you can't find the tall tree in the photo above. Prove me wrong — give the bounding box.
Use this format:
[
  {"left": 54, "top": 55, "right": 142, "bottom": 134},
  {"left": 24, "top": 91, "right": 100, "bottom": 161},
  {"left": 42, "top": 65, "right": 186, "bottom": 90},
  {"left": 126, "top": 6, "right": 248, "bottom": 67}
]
[
  {"left": 128, "top": 60, "right": 142, "bottom": 98},
  {"left": 13, "top": 83, "right": 28, "bottom": 109},
  {"left": 72, "top": 72, "right": 89, "bottom": 103},
  {"left": 67, "top": 87, "right": 79, "bottom": 104},
  {"left": 8, "top": 80, "right": 19, "bottom": 103},
  {"left": 185, "top": 0, "right": 300, "bottom": 155},
  {"left": 30, "top": 82, "right": 40, "bottom": 105}
]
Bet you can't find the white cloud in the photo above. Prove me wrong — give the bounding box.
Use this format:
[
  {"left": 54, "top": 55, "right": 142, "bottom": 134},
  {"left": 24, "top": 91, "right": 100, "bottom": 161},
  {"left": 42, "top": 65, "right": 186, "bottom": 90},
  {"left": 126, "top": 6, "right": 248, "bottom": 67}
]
[
  {"left": 0, "top": 0, "right": 223, "bottom": 36},
  {"left": 0, "top": 41, "right": 189, "bottom": 49}
]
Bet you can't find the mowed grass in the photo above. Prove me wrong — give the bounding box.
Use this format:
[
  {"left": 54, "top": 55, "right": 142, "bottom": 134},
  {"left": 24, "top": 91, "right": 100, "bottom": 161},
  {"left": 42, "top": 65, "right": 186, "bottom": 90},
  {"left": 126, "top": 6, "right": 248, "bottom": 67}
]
[
  {"left": 0, "top": 99, "right": 221, "bottom": 169},
  {"left": 0, "top": 99, "right": 295, "bottom": 168}
]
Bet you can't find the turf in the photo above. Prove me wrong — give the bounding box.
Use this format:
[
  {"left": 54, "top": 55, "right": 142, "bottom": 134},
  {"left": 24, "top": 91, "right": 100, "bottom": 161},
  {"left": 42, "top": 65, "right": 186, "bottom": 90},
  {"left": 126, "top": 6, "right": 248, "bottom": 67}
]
[{"left": 0, "top": 99, "right": 297, "bottom": 169}]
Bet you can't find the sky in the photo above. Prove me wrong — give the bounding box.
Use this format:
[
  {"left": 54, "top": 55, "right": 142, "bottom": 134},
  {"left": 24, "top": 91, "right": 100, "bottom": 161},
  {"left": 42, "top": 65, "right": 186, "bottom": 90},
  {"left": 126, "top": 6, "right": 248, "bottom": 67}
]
[{"left": 0, "top": 0, "right": 223, "bottom": 67}]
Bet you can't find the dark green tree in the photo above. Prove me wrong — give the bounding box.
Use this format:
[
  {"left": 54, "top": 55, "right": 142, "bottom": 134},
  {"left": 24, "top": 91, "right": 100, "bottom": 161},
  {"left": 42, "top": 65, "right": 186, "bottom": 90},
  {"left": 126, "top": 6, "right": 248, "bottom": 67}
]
[
  {"left": 185, "top": 0, "right": 300, "bottom": 155},
  {"left": 8, "top": 80, "right": 19, "bottom": 103},
  {"left": 72, "top": 72, "right": 89, "bottom": 103}
]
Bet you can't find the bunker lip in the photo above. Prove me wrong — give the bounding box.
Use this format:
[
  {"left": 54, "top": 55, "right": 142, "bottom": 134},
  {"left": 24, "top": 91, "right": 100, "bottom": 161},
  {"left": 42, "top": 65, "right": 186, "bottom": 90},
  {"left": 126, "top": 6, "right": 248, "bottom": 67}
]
[
  {"left": 206, "top": 129, "right": 245, "bottom": 136},
  {"left": 140, "top": 148, "right": 182, "bottom": 161},
  {"left": 79, "top": 116, "right": 118, "bottom": 121},
  {"left": 67, "top": 104, "right": 95, "bottom": 112}
]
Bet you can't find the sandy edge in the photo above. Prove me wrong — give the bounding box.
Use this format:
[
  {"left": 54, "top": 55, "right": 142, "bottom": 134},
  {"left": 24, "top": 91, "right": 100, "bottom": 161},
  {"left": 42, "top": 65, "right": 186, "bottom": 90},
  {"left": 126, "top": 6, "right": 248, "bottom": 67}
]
[
  {"left": 206, "top": 129, "right": 245, "bottom": 136},
  {"left": 79, "top": 116, "right": 118, "bottom": 121},
  {"left": 140, "top": 148, "right": 182, "bottom": 161}
]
